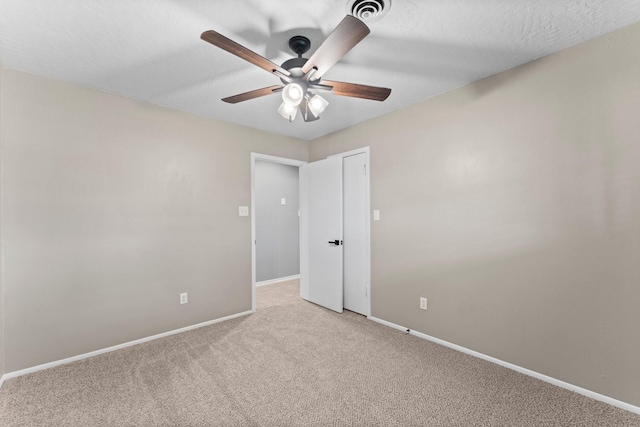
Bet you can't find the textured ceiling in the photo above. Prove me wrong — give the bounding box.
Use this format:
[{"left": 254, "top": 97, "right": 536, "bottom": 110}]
[{"left": 1, "top": 1, "right": 639, "bottom": 141}]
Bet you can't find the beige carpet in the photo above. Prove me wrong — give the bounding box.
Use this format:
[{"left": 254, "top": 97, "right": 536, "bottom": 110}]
[{"left": 0, "top": 279, "right": 638, "bottom": 426}]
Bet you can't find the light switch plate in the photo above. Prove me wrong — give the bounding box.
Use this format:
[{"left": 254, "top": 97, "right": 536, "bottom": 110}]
[
  {"left": 239, "top": 206, "right": 249, "bottom": 216},
  {"left": 281, "top": 198, "right": 286, "bottom": 205},
  {"left": 373, "top": 210, "right": 380, "bottom": 221}
]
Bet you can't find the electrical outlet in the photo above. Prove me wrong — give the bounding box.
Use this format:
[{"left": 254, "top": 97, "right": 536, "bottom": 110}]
[
  {"left": 420, "top": 297, "right": 428, "bottom": 310},
  {"left": 180, "top": 293, "right": 188, "bottom": 304},
  {"left": 238, "top": 206, "right": 249, "bottom": 217}
]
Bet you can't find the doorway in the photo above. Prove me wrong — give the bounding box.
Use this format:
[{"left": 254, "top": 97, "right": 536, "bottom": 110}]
[
  {"left": 251, "top": 148, "right": 371, "bottom": 317},
  {"left": 255, "top": 160, "right": 300, "bottom": 283},
  {"left": 251, "top": 153, "right": 306, "bottom": 312}
]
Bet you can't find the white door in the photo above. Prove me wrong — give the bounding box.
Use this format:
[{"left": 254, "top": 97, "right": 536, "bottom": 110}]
[
  {"left": 343, "top": 153, "right": 368, "bottom": 315},
  {"left": 300, "top": 156, "right": 343, "bottom": 313}
]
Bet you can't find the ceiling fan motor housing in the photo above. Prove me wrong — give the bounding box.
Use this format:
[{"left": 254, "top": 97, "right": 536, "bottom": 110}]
[
  {"left": 280, "top": 57, "right": 309, "bottom": 82},
  {"left": 281, "top": 37, "right": 316, "bottom": 83}
]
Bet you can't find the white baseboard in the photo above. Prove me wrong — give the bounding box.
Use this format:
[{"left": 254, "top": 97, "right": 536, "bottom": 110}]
[
  {"left": 0, "top": 310, "right": 253, "bottom": 388},
  {"left": 256, "top": 274, "right": 300, "bottom": 287},
  {"left": 368, "top": 316, "right": 640, "bottom": 415}
]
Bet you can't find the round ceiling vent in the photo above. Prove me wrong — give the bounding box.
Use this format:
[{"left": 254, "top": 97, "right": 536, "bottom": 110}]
[{"left": 347, "top": 0, "right": 391, "bottom": 22}]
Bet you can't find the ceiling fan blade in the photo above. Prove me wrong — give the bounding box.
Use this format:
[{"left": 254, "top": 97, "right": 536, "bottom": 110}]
[
  {"left": 299, "top": 98, "right": 320, "bottom": 122},
  {"left": 320, "top": 80, "right": 391, "bottom": 101},
  {"left": 222, "top": 85, "right": 283, "bottom": 104},
  {"left": 301, "top": 15, "right": 370, "bottom": 78},
  {"left": 201, "top": 30, "right": 290, "bottom": 77}
]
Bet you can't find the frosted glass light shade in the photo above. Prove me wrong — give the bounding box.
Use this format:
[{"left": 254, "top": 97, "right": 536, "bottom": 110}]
[
  {"left": 278, "top": 102, "right": 298, "bottom": 121},
  {"left": 307, "top": 93, "right": 329, "bottom": 116}
]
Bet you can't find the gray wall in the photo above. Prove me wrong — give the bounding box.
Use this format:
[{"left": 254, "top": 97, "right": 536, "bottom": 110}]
[
  {"left": 255, "top": 161, "right": 300, "bottom": 282},
  {"left": 0, "top": 69, "right": 307, "bottom": 372},
  {"left": 309, "top": 23, "right": 640, "bottom": 407}
]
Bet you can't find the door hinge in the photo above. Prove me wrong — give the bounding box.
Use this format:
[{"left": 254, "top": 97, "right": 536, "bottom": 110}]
[
  {"left": 364, "top": 164, "right": 367, "bottom": 175},
  {"left": 365, "top": 287, "right": 368, "bottom": 297}
]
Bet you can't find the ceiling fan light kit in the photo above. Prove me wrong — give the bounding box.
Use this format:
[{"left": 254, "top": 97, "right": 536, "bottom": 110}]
[{"left": 201, "top": 14, "right": 391, "bottom": 123}]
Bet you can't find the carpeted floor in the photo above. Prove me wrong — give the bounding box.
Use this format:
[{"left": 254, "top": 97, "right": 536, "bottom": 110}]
[{"left": 0, "top": 279, "right": 638, "bottom": 426}]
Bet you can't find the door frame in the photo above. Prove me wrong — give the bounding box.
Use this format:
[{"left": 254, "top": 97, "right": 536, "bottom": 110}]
[
  {"left": 251, "top": 153, "right": 307, "bottom": 312},
  {"left": 250, "top": 148, "right": 371, "bottom": 317},
  {"left": 328, "top": 147, "right": 371, "bottom": 317}
]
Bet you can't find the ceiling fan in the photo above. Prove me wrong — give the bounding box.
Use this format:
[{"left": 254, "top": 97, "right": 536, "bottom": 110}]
[{"left": 201, "top": 15, "right": 391, "bottom": 122}]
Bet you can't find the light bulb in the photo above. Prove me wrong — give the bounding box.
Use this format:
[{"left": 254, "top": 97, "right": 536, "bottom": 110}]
[
  {"left": 282, "top": 83, "right": 305, "bottom": 106},
  {"left": 289, "top": 85, "right": 301, "bottom": 99}
]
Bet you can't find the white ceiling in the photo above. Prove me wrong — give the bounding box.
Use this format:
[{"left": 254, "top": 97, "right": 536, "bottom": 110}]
[{"left": 1, "top": 1, "right": 639, "bottom": 141}]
